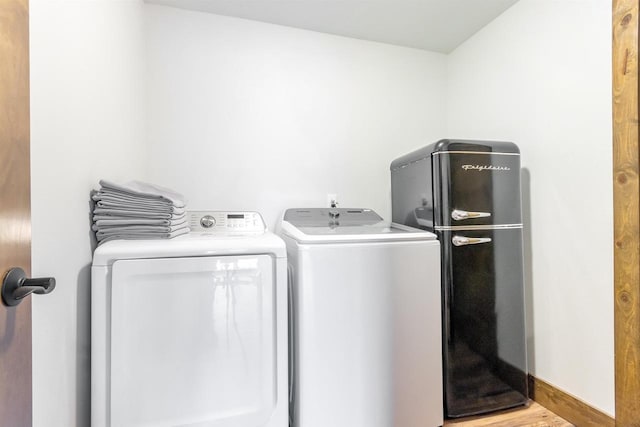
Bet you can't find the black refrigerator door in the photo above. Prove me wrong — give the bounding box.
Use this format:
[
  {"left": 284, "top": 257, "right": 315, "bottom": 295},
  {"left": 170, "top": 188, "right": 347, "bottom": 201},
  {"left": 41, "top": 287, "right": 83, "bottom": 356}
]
[
  {"left": 433, "top": 152, "right": 522, "bottom": 228},
  {"left": 440, "top": 228, "right": 528, "bottom": 418}
]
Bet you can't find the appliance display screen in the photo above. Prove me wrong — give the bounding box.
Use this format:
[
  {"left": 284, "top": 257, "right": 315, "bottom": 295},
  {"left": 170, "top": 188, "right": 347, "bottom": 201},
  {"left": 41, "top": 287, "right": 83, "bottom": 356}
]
[{"left": 227, "top": 214, "right": 245, "bottom": 219}]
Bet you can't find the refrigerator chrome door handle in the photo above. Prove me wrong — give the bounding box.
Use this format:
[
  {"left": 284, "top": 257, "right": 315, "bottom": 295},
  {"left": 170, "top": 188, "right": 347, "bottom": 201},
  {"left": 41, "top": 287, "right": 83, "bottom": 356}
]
[
  {"left": 451, "top": 209, "right": 492, "bottom": 221},
  {"left": 452, "top": 235, "right": 492, "bottom": 247}
]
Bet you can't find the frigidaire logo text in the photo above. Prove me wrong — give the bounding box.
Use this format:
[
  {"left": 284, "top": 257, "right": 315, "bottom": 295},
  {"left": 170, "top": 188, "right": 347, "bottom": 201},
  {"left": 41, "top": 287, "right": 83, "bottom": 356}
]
[{"left": 461, "top": 164, "right": 511, "bottom": 171}]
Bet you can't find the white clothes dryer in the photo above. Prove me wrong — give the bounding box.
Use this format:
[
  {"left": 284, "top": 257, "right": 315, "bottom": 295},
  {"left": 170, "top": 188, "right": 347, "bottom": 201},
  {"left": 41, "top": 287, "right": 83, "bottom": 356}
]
[
  {"left": 91, "top": 211, "right": 287, "bottom": 427},
  {"left": 280, "top": 208, "right": 443, "bottom": 427}
]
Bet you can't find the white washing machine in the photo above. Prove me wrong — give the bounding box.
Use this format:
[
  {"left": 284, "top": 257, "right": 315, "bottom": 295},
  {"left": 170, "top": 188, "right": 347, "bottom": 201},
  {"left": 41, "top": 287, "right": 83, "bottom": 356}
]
[
  {"left": 91, "top": 211, "right": 287, "bottom": 427},
  {"left": 279, "top": 208, "right": 443, "bottom": 427}
]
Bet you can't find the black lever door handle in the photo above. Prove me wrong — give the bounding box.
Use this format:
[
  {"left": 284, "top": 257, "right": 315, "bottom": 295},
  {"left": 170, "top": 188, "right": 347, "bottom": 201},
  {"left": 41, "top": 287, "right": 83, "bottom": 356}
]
[{"left": 2, "top": 268, "right": 56, "bottom": 307}]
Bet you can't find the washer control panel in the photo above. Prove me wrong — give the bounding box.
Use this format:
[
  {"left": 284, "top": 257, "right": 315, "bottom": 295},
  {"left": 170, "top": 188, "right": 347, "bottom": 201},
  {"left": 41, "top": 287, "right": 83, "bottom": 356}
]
[{"left": 188, "top": 211, "right": 266, "bottom": 233}]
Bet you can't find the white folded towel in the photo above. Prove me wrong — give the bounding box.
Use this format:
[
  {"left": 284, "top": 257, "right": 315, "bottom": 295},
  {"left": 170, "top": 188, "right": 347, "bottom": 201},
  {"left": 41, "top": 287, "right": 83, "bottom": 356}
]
[
  {"left": 96, "top": 227, "right": 190, "bottom": 243},
  {"left": 92, "top": 180, "right": 190, "bottom": 245},
  {"left": 92, "top": 216, "right": 187, "bottom": 230},
  {"left": 92, "top": 192, "right": 175, "bottom": 206},
  {"left": 93, "top": 213, "right": 186, "bottom": 222},
  {"left": 93, "top": 207, "right": 185, "bottom": 219},
  {"left": 95, "top": 200, "right": 185, "bottom": 213},
  {"left": 99, "top": 180, "right": 186, "bottom": 207},
  {"left": 95, "top": 223, "right": 189, "bottom": 234},
  {"left": 94, "top": 196, "right": 175, "bottom": 210}
]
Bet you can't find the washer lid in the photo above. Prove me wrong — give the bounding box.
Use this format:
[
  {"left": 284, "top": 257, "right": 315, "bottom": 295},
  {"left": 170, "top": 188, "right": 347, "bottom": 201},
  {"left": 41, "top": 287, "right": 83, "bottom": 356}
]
[
  {"left": 280, "top": 208, "right": 437, "bottom": 243},
  {"left": 92, "top": 231, "right": 286, "bottom": 266}
]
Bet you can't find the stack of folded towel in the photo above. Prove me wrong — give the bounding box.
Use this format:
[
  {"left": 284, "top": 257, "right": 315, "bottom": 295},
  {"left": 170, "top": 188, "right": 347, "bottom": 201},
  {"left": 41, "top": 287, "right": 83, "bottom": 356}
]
[{"left": 92, "top": 180, "right": 190, "bottom": 244}]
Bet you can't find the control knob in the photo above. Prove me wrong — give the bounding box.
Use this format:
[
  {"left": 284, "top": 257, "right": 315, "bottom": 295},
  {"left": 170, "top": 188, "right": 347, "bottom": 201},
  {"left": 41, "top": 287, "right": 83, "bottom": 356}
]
[{"left": 200, "top": 215, "right": 216, "bottom": 228}]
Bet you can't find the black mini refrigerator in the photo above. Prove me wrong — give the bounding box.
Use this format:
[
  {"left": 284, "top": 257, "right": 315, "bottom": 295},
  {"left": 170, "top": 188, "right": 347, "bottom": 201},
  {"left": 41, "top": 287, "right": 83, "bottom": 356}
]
[{"left": 390, "top": 139, "right": 528, "bottom": 418}]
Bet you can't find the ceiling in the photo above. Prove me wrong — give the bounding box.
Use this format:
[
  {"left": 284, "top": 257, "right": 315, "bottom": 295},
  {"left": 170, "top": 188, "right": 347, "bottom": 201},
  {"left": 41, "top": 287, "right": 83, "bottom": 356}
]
[{"left": 145, "top": 0, "right": 520, "bottom": 53}]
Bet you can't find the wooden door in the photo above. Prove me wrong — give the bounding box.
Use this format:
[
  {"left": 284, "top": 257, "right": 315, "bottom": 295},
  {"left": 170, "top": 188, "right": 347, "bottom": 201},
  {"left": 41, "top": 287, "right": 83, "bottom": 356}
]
[{"left": 0, "top": 0, "right": 32, "bottom": 425}]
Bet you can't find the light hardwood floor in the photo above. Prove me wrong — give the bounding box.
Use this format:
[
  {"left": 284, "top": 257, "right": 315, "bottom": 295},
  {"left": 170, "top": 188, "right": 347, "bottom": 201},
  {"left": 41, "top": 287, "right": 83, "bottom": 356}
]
[{"left": 443, "top": 402, "right": 573, "bottom": 427}]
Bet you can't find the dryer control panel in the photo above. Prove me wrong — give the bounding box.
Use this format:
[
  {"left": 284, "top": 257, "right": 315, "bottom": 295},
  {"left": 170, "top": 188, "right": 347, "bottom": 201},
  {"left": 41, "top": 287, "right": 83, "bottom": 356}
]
[{"left": 188, "top": 211, "right": 266, "bottom": 233}]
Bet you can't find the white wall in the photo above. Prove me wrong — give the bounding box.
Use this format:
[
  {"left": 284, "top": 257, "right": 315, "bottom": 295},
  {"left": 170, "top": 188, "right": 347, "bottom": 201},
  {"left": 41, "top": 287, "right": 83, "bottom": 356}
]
[
  {"left": 29, "top": 1, "right": 146, "bottom": 426},
  {"left": 144, "top": 5, "right": 447, "bottom": 230},
  {"left": 446, "top": 0, "right": 613, "bottom": 415},
  {"left": 28, "top": 3, "right": 446, "bottom": 425}
]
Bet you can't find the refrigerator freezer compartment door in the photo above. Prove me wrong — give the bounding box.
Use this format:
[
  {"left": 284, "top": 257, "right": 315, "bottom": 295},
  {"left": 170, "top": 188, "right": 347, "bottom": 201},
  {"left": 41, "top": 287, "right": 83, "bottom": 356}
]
[{"left": 433, "top": 152, "right": 522, "bottom": 227}]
